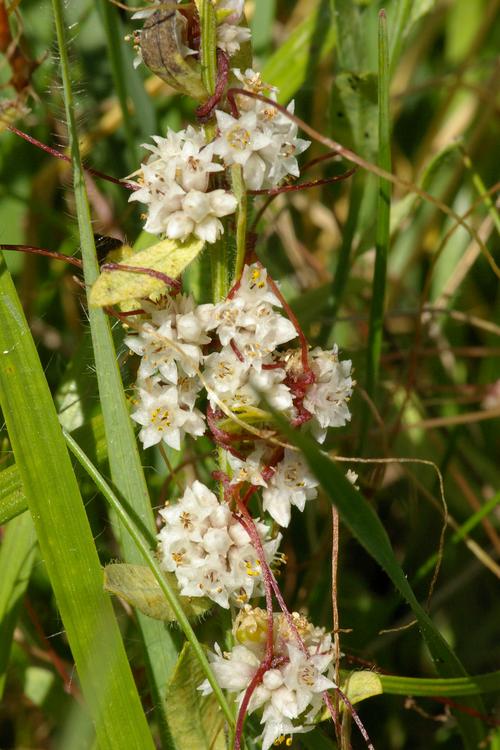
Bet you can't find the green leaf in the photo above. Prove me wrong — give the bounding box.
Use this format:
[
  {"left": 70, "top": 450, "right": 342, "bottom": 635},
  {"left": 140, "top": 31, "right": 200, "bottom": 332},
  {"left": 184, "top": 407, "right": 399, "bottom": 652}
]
[
  {"left": 0, "top": 464, "right": 26, "bottom": 524},
  {"left": 89, "top": 236, "right": 205, "bottom": 307},
  {"left": 330, "top": 71, "right": 378, "bottom": 159},
  {"left": 263, "top": 4, "right": 336, "bottom": 103},
  {"left": 380, "top": 670, "right": 500, "bottom": 697},
  {"left": 164, "top": 643, "right": 227, "bottom": 750},
  {"left": 0, "top": 254, "right": 155, "bottom": 750},
  {"left": 0, "top": 512, "right": 37, "bottom": 699},
  {"left": 104, "top": 564, "right": 213, "bottom": 623},
  {"left": 140, "top": 6, "right": 207, "bottom": 100},
  {"left": 360, "top": 10, "right": 392, "bottom": 446}
]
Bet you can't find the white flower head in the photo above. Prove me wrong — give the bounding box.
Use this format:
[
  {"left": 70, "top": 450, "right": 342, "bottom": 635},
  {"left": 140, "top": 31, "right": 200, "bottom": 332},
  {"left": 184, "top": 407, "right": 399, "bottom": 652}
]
[
  {"left": 200, "top": 607, "right": 335, "bottom": 750},
  {"left": 131, "top": 381, "right": 205, "bottom": 450},
  {"left": 303, "top": 346, "right": 354, "bottom": 443},
  {"left": 129, "top": 126, "right": 236, "bottom": 242},
  {"left": 213, "top": 110, "right": 273, "bottom": 190},
  {"left": 158, "top": 482, "right": 281, "bottom": 608},
  {"left": 262, "top": 449, "right": 319, "bottom": 527}
]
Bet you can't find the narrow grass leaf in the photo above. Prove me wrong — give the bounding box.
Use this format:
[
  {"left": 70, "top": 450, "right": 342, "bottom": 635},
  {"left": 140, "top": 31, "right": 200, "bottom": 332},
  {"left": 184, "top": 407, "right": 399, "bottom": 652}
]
[
  {"left": 361, "top": 11, "right": 392, "bottom": 447},
  {"left": 380, "top": 670, "right": 500, "bottom": 697},
  {"left": 0, "top": 464, "right": 27, "bottom": 524},
  {"left": 0, "top": 512, "right": 37, "bottom": 699},
  {"left": 64, "top": 428, "right": 235, "bottom": 735},
  {"left": 0, "top": 256, "right": 155, "bottom": 750}
]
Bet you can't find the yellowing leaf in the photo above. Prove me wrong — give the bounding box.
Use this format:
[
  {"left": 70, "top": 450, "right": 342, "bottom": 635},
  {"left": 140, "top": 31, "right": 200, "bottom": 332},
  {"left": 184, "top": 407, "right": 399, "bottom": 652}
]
[
  {"left": 165, "top": 642, "right": 227, "bottom": 750},
  {"left": 89, "top": 236, "right": 205, "bottom": 307},
  {"left": 342, "top": 670, "right": 383, "bottom": 706},
  {"left": 140, "top": 7, "right": 207, "bottom": 100},
  {"left": 104, "top": 563, "right": 212, "bottom": 622}
]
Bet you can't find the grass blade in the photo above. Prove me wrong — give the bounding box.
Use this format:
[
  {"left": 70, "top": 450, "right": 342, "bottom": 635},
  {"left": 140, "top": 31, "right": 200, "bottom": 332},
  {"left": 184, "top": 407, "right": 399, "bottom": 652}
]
[
  {"left": 0, "top": 512, "right": 37, "bottom": 699},
  {"left": 0, "top": 254, "right": 155, "bottom": 750},
  {"left": 263, "top": 4, "right": 335, "bottom": 103},
  {"left": 360, "top": 10, "right": 392, "bottom": 448},
  {"left": 50, "top": 0, "right": 180, "bottom": 742}
]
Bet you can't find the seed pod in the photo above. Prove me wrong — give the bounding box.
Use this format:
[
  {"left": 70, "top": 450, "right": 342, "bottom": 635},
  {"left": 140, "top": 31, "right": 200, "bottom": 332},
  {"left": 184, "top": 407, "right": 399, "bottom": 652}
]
[{"left": 140, "top": 5, "right": 207, "bottom": 100}]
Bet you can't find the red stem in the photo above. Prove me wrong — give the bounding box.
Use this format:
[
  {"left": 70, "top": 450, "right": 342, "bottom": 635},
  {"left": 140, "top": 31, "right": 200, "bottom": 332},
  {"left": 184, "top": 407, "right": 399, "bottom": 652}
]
[
  {"left": 247, "top": 168, "right": 356, "bottom": 196},
  {"left": 196, "top": 49, "right": 230, "bottom": 122},
  {"left": 6, "top": 124, "right": 138, "bottom": 191},
  {"left": 100, "top": 262, "right": 181, "bottom": 292},
  {"left": 0, "top": 243, "right": 83, "bottom": 268}
]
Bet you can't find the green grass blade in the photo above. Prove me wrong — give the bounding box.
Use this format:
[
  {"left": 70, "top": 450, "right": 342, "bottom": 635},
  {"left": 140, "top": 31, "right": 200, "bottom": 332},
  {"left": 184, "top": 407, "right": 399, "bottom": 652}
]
[
  {"left": 0, "top": 256, "right": 155, "bottom": 750},
  {"left": 380, "top": 670, "right": 500, "bottom": 697},
  {"left": 263, "top": 4, "right": 335, "bottom": 103},
  {"left": 50, "top": 0, "right": 180, "bottom": 742},
  {"left": 361, "top": 10, "right": 392, "bottom": 448},
  {"left": 64, "top": 428, "right": 236, "bottom": 736},
  {"left": 270, "top": 412, "right": 486, "bottom": 748},
  {"left": 0, "top": 512, "right": 37, "bottom": 699},
  {"left": 0, "top": 464, "right": 27, "bottom": 524}
]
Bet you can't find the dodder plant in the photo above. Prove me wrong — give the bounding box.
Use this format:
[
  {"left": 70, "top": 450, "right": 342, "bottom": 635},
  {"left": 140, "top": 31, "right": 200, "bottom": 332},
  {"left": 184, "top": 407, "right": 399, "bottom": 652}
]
[
  {"left": 89, "top": 2, "right": 364, "bottom": 747},
  {"left": 1, "top": 1, "right": 497, "bottom": 750}
]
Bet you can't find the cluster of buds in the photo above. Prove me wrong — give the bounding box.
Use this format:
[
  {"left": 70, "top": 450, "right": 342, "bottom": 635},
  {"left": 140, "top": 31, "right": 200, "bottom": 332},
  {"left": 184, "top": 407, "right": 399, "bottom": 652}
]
[{"left": 120, "top": 3, "right": 356, "bottom": 747}]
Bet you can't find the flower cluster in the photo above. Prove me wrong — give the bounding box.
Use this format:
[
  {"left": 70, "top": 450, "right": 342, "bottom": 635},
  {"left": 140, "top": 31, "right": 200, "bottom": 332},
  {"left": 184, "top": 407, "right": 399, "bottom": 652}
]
[
  {"left": 129, "top": 126, "right": 237, "bottom": 243},
  {"left": 200, "top": 606, "right": 336, "bottom": 749},
  {"left": 127, "top": 263, "right": 354, "bottom": 479},
  {"left": 130, "top": 2, "right": 310, "bottom": 242},
  {"left": 158, "top": 482, "right": 281, "bottom": 608}
]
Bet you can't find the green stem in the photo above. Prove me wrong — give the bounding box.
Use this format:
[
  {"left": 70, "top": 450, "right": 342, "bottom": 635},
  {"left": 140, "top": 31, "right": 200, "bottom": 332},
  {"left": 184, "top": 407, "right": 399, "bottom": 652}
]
[
  {"left": 380, "top": 670, "right": 500, "bottom": 697},
  {"left": 231, "top": 163, "right": 248, "bottom": 283}
]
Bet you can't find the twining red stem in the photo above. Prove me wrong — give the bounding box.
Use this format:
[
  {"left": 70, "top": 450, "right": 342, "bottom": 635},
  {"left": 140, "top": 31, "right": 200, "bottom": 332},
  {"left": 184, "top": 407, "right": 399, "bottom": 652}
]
[
  {"left": 100, "top": 262, "right": 181, "bottom": 292},
  {"left": 247, "top": 168, "right": 356, "bottom": 196},
  {"left": 234, "top": 501, "right": 275, "bottom": 750},
  {"left": 6, "top": 124, "right": 138, "bottom": 191},
  {"left": 196, "top": 49, "right": 230, "bottom": 121},
  {"left": 0, "top": 243, "right": 83, "bottom": 268}
]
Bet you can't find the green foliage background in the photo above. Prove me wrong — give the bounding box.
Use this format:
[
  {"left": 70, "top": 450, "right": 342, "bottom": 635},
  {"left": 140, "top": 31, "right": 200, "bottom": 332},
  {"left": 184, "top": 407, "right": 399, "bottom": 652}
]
[{"left": 0, "top": 0, "right": 499, "bottom": 748}]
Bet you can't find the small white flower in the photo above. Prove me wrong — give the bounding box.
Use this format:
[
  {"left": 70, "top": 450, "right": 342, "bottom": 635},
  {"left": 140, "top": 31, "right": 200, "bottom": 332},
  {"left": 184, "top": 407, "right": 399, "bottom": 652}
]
[
  {"left": 131, "top": 382, "right": 205, "bottom": 450},
  {"left": 217, "top": 23, "right": 251, "bottom": 56},
  {"left": 303, "top": 346, "right": 354, "bottom": 443},
  {"left": 213, "top": 110, "right": 273, "bottom": 190},
  {"left": 158, "top": 481, "right": 281, "bottom": 608},
  {"left": 228, "top": 444, "right": 267, "bottom": 486},
  {"left": 262, "top": 449, "right": 319, "bottom": 527},
  {"left": 129, "top": 127, "right": 236, "bottom": 242}
]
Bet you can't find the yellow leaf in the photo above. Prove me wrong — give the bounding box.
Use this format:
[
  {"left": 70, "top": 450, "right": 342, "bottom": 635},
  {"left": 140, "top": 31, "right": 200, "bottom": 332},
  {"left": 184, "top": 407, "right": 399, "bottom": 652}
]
[
  {"left": 104, "top": 563, "right": 212, "bottom": 622},
  {"left": 89, "top": 236, "right": 205, "bottom": 307}
]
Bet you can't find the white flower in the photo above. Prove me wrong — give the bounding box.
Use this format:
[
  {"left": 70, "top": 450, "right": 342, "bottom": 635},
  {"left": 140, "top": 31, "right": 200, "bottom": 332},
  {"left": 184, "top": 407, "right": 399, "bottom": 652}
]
[
  {"left": 217, "top": 23, "right": 251, "bottom": 56},
  {"left": 158, "top": 481, "right": 281, "bottom": 608},
  {"left": 200, "top": 607, "right": 335, "bottom": 750},
  {"left": 165, "top": 187, "right": 236, "bottom": 243},
  {"left": 129, "top": 127, "right": 236, "bottom": 242},
  {"left": 228, "top": 444, "right": 267, "bottom": 486},
  {"left": 262, "top": 449, "right": 319, "bottom": 527},
  {"left": 124, "top": 295, "right": 209, "bottom": 385},
  {"left": 203, "top": 346, "right": 250, "bottom": 407},
  {"left": 131, "top": 382, "right": 205, "bottom": 450},
  {"left": 303, "top": 346, "right": 354, "bottom": 443},
  {"left": 213, "top": 110, "right": 273, "bottom": 190}
]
